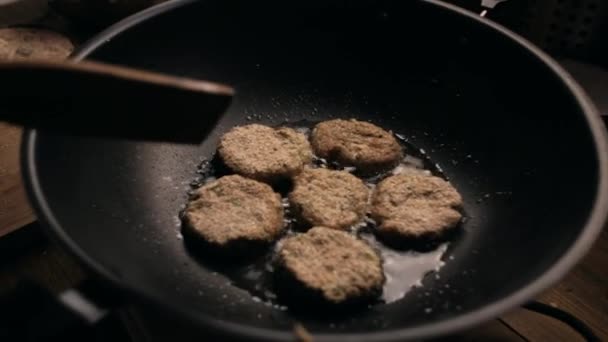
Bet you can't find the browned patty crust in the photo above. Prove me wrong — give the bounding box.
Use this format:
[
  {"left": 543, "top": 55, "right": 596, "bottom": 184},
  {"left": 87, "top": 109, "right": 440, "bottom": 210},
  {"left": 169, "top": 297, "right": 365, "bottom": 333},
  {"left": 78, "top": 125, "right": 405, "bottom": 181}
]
[
  {"left": 277, "top": 227, "right": 384, "bottom": 304},
  {"left": 0, "top": 28, "right": 73, "bottom": 61},
  {"left": 183, "top": 175, "right": 284, "bottom": 248},
  {"left": 218, "top": 124, "right": 312, "bottom": 182},
  {"left": 289, "top": 168, "right": 369, "bottom": 230},
  {"left": 371, "top": 173, "right": 462, "bottom": 239},
  {"left": 311, "top": 119, "right": 402, "bottom": 173}
]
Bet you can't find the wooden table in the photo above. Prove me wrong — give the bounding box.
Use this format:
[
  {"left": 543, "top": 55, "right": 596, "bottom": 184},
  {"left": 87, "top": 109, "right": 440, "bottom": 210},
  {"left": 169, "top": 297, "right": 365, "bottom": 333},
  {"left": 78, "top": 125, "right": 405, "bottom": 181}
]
[
  {"left": 0, "top": 123, "right": 35, "bottom": 236},
  {"left": 0, "top": 121, "right": 606, "bottom": 341}
]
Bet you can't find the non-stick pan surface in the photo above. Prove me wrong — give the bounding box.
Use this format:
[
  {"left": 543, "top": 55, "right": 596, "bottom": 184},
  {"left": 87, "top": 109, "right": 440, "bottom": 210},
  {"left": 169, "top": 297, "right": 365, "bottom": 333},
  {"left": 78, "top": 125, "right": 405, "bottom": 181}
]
[{"left": 22, "top": 0, "right": 608, "bottom": 340}]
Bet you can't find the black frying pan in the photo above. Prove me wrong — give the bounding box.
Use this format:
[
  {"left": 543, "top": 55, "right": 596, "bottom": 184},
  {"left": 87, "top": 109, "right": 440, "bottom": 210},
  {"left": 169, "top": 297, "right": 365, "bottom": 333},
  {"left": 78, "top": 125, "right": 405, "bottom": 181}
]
[{"left": 16, "top": 0, "right": 608, "bottom": 340}]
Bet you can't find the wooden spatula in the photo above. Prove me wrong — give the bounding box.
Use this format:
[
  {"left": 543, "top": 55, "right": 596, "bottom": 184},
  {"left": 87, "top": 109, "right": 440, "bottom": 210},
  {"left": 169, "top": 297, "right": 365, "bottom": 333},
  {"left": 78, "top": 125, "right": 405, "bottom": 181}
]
[{"left": 0, "top": 60, "right": 234, "bottom": 143}]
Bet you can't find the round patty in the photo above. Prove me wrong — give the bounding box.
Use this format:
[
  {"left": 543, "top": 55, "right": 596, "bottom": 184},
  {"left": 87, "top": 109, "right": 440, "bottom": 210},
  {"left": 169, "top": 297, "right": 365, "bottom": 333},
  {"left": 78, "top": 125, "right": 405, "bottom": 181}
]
[
  {"left": 0, "top": 28, "right": 73, "bottom": 61},
  {"left": 371, "top": 173, "right": 463, "bottom": 240},
  {"left": 289, "top": 168, "right": 369, "bottom": 230},
  {"left": 218, "top": 124, "right": 312, "bottom": 182},
  {"left": 311, "top": 119, "right": 402, "bottom": 173},
  {"left": 183, "top": 175, "right": 284, "bottom": 252},
  {"left": 276, "top": 227, "right": 384, "bottom": 305}
]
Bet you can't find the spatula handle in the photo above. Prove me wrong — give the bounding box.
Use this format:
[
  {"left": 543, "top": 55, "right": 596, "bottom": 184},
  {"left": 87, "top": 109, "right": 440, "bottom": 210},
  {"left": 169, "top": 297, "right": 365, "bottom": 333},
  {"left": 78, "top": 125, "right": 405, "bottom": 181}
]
[{"left": 0, "top": 60, "right": 234, "bottom": 143}]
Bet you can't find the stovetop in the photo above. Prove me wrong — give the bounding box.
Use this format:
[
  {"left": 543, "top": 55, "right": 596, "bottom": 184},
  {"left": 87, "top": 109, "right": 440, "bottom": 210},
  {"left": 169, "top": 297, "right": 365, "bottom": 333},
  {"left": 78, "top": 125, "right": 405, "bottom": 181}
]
[{"left": 560, "top": 59, "right": 608, "bottom": 116}]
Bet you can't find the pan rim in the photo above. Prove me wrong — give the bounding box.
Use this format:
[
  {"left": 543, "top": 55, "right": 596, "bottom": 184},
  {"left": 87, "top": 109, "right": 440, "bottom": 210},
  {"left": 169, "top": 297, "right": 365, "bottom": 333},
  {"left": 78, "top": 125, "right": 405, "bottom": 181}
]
[{"left": 22, "top": 0, "right": 608, "bottom": 340}]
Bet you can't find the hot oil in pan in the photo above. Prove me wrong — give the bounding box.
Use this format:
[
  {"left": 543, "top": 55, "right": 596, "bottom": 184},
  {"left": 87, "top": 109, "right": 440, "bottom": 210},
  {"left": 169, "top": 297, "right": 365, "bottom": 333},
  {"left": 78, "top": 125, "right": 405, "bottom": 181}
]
[{"left": 183, "top": 121, "right": 455, "bottom": 309}]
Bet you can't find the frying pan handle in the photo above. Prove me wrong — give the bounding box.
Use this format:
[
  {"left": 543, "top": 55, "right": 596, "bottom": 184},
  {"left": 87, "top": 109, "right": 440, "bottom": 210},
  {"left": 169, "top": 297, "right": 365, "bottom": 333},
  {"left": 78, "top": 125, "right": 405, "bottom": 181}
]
[
  {"left": 0, "top": 278, "right": 119, "bottom": 340},
  {"left": 479, "top": 0, "right": 508, "bottom": 17}
]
